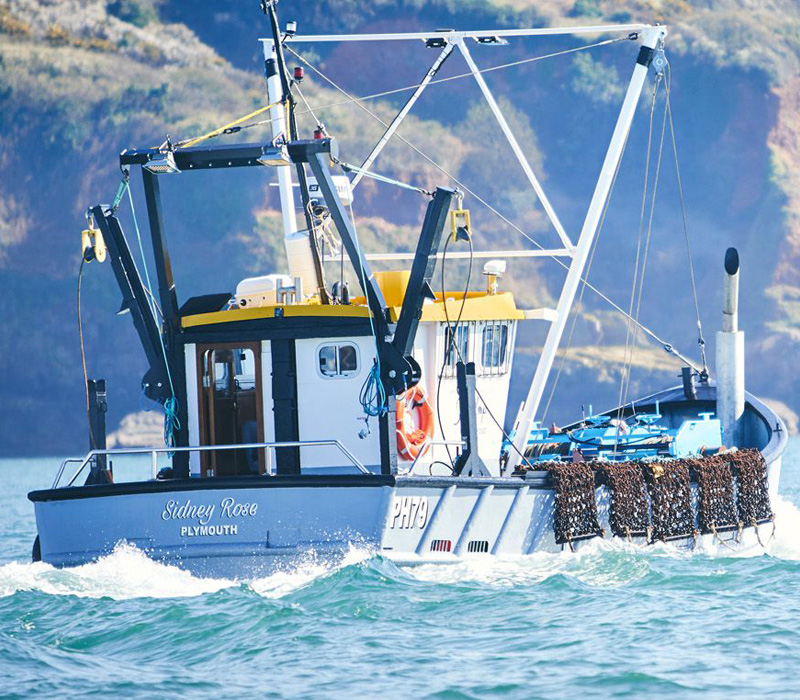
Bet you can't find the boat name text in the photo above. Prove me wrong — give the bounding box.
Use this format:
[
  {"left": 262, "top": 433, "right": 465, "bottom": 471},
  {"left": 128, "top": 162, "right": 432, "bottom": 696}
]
[{"left": 162, "top": 497, "right": 258, "bottom": 526}]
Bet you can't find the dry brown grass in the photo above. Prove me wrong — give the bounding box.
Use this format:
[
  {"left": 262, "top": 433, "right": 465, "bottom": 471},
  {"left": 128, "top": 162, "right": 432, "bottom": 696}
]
[{"left": 0, "top": 6, "right": 31, "bottom": 36}]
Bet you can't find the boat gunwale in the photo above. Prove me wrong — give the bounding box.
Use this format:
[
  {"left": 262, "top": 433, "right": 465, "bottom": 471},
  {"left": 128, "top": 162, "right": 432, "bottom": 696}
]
[{"left": 28, "top": 473, "right": 396, "bottom": 503}]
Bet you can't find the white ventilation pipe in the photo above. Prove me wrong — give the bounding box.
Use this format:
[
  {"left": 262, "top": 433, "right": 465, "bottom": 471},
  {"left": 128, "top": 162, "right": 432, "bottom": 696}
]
[{"left": 716, "top": 247, "right": 745, "bottom": 447}]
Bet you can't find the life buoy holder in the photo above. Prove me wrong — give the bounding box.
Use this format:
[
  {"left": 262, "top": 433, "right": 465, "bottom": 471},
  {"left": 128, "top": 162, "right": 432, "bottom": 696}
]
[{"left": 396, "top": 385, "right": 435, "bottom": 461}]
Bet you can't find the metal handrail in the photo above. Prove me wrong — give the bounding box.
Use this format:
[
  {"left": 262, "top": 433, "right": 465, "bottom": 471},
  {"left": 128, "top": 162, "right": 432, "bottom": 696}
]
[
  {"left": 59, "top": 439, "right": 370, "bottom": 488},
  {"left": 52, "top": 458, "right": 86, "bottom": 489}
]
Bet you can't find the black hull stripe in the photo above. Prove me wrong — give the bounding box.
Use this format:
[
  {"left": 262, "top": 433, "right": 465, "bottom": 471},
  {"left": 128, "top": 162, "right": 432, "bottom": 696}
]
[{"left": 29, "top": 474, "right": 395, "bottom": 503}]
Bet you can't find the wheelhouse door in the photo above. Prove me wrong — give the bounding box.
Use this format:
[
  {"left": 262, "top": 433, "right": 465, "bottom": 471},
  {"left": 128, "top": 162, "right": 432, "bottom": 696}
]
[{"left": 197, "top": 343, "right": 265, "bottom": 477}]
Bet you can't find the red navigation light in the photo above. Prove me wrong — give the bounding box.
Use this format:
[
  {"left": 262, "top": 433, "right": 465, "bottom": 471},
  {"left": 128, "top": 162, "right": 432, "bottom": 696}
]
[
  {"left": 314, "top": 126, "right": 325, "bottom": 140},
  {"left": 293, "top": 66, "right": 304, "bottom": 81}
]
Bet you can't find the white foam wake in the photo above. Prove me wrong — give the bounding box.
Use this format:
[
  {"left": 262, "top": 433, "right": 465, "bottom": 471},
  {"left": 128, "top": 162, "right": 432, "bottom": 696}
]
[
  {"left": 0, "top": 542, "right": 376, "bottom": 601},
  {"left": 0, "top": 543, "right": 232, "bottom": 600},
  {"left": 406, "top": 537, "right": 659, "bottom": 589},
  {"left": 768, "top": 494, "right": 800, "bottom": 560},
  {"left": 247, "top": 544, "right": 373, "bottom": 598},
  {"left": 404, "top": 505, "right": 800, "bottom": 588}
]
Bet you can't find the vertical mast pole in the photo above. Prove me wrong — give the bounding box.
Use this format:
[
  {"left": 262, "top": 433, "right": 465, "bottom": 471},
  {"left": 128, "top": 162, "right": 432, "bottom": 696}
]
[
  {"left": 263, "top": 43, "right": 299, "bottom": 240},
  {"left": 508, "top": 27, "right": 667, "bottom": 470},
  {"left": 262, "top": 1, "right": 329, "bottom": 301}
]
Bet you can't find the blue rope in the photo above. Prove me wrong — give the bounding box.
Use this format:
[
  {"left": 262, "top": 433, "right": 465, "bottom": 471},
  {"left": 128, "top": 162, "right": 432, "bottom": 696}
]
[
  {"left": 359, "top": 359, "right": 387, "bottom": 418},
  {"left": 111, "top": 177, "right": 128, "bottom": 213},
  {"left": 349, "top": 203, "right": 387, "bottom": 420},
  {"left": 162, "top": 396, "right": 181, "bottom": 450}
]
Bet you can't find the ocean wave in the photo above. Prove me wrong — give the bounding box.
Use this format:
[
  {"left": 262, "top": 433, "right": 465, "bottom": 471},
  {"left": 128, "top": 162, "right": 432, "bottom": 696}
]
[
  {"left": 405, "top": 538, "right": 656, "bottom": 588},
  {"left": 246, "top": 544, "right": 374, "bottom": 599},
  {"left": 2, "top": 499, "right": 798, "bottom": 603},
  {"left": 0, "top": 543, "right": 378, "bottom": 602},
  {"left": 0, "top": 543, "right": 231, "bottom": 600}
]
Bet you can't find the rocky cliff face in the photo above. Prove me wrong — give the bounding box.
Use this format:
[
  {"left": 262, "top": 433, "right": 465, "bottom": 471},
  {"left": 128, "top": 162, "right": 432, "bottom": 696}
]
[{"left": 0, "top": 0, "right": 797, "bottom": 455}]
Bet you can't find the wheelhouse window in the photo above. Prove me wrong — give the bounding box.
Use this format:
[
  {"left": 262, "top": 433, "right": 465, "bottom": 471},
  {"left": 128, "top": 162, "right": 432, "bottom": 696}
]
[
  {"left": 482, "top": 323, "right": 508, "bottom": 368},
  {"left": 440, "top": 323, "right": 472, "bottom": 378},
  {"left": 318, "top": 343, "right": 360, "bottom": 378},
  {"left": 444, "top": 324, "right": 469, "bottom": 367}
]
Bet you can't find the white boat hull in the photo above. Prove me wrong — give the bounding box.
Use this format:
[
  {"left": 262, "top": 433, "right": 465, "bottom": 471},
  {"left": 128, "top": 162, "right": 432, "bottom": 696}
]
[{"left": 30, "top": 455, "right": 781, "bottom": 578}]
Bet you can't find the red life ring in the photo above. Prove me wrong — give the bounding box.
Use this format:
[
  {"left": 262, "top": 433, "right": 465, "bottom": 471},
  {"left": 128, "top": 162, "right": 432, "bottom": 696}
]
[{"left": 396, "top": 385, "right": 435, "bottom": 461}]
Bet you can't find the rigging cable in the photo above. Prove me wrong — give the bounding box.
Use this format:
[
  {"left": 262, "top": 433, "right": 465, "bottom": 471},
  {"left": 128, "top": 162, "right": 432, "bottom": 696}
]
[
  {"left": 616, "top": 73, "right": 662, "bottom": 424},
  {"left": 438, "top": 226, "right": 532, "bottom": 472},
  {"left": 336, "top": 159, "right": 433, "bottom": 196},
  {"left": 77, "top": 258, "right": 96, "bottom": 450},
  {"left": 665, "top": 59, "right": 708, "bottom": 377},
  {"left": 175, "top": 101, "right": 281, "bottom": 149},
  {"left": 435, "top": 231, "right": 474, "bottom": 468},
  {"left": 294, "top": 83, "right": 323, "bottom": 130},
  {"left": 165, "top": 38, "right": 630, "bottom": 145},
  {"left": 619, "top": 71, "right": 668, "bottom": 422},
  {"left": 287, "top": 45, "right": 703, "bottom": 375},
  {"left": 122, "top": 181, "right": 180, "bottom": 449},
  {"left": 286, "top": 36, "right": 630, "bottom": 117},
  {"left": 539, "top": 126, "right": 632, "bottom": 428}
]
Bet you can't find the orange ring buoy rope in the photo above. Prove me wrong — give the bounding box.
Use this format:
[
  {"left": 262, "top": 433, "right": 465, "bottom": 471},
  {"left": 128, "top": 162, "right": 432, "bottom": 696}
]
[{"left": 396, "top": 385, "right": 435, "bottom": 461}]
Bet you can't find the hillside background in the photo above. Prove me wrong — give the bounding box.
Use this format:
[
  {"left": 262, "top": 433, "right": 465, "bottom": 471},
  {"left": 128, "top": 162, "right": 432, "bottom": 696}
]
[{"left": 1, "top": 0, "right": 799, "bottom": 456}]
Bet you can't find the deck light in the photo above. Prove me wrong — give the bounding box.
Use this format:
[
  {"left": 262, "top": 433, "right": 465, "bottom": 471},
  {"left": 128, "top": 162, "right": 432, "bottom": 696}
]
[
  {"left": 143, "top": 150, "right": 180, "bottom": 174},
  {"left": 257, "top": 144, "right": 292, "bottom": 167},
  {"left": 475, "top": 36, "right": 508, "bottom": 45}
]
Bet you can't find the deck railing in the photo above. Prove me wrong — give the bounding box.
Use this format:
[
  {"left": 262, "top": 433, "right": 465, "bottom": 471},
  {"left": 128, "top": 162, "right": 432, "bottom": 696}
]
[{"left": 53, "top": 440, "right": 371, "bottom": 489}]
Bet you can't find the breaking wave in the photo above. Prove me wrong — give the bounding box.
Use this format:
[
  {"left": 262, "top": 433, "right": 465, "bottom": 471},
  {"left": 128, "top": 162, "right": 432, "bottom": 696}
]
[{"left": 0, "top": 542, "right": 376, "bottom": 601}]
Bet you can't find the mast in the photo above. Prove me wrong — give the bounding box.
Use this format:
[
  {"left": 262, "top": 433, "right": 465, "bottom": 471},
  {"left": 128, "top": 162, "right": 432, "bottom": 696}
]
[
  {"left": 261, "top": 0, "right": 329, "bottom": 301},
  {"left": 507, "top": 26, "right": 668, "bottom": 471}
]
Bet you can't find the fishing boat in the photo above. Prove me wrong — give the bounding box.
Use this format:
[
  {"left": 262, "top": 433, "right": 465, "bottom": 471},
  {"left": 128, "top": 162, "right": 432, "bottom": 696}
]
[{"left": 28, "top": 2, "right": 784, "bottom": 577}]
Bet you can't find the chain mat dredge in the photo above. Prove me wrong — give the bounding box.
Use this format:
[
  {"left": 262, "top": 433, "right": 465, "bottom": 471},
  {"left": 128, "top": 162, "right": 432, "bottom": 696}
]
[{"left": 29, "top": 1, "right": 785, "bottom": 576}]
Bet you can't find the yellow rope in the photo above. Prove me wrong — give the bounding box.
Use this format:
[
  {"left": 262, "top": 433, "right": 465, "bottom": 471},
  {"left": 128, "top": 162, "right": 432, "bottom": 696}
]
[{"left": 178, "top": 101, "right": 282, "bottom": 150}]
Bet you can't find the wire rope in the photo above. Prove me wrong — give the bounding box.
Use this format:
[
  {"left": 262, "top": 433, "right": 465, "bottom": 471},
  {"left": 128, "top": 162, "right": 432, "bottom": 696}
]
[
  {"left": 539, "top": 127, "right": 632, "bottom": 427},
  {"left": 616, "top": 75, "right": 661, "bottom": 423},
  {"left": 288, "top": 46, "right": 702, "bottom": 374},
  {"left": 438, "top": 231, "right": 532, "bottom": 472},
  {"left": 436, "top": 232, "right": 473, "bottom": 468},
  {"left": 77, "top": 258, "right": 97, "bottom": 451},
  {"left": 620, "top": 73, "right": 668, "bottom": 418},
  {"left": 287, "top": 37, "right": 628, "bottom": 116},
  {"left": 665, "top": 60, "right": 708, "bottom": 377}
]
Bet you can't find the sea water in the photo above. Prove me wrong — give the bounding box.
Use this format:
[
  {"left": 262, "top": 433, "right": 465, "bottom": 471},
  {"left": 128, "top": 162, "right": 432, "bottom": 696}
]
[{"left": 1, "top": 445, "right": 800, "bottom": 698}]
